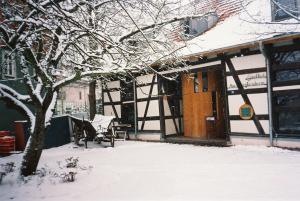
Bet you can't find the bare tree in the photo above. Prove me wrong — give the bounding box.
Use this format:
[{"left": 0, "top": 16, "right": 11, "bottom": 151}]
[{"left": 0, "top": 0, "right": 211, "bottom": 176}]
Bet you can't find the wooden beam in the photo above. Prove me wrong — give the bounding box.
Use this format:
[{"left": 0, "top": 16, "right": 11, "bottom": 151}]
[
  {"left": 105, "top": 85, "right": 120, "bottom": 123},
  {"left": 158, "top": 75, "right": 166, "bottom": 139},
  {"left": 225, "top": 57, "right": 266, "bottom": 135},
  {"left": 222, "top": 59, "right": 231, "bottom": 138},
  {"left": 166, "top": 96, "right": 179, "bottom": 135},
  {"left": 141, "top": 75, "right": 156, "bottom": 130}
]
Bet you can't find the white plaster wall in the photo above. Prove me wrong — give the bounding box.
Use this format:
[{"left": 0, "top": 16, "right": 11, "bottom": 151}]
[
  {"left": 163, "top": 99, "right": 171, "bottom": 116},
  {"left": 230, "top": 120, "right": 258, "bottom": 133},
  {"left": 226, "top": 72, "right": 267, "bottom": 90},
  {"left": 106, "top": 81, "right": 120, "bottom": 89},
  {"left": 260, "top": 120, "right": 269, "bottom": 134},
  {"left": 227, "top": 54, "right": 265, "bottom": 71},
  {"left": 165, "top": 118, "right": 179, "bottom": 135},
  {"left": 129, "top": 133, "right": 161, "bottom": 141},
  {"left": 228, "top": 93, "right": 269, "bottom": 115},
  {"left": 138, "top": 120, "right": 161, "bottom": 130},
  {"left": 136, "top": 74, "right": 157, "bottom": 84},
  {"left": 230, "top": 120, "right": 269, "bottom": 134},
  {"left": 137, "top": 100, "right": 159, "bottom": 117},
  {"left": 103, "top": 91, "right": 121, "bottom": 103},
  {"left": 104, "top": 105, "right": 121, "bottom": 118},
  {"left": 137, "top": 84, "right": 158, "bottom": 99}
]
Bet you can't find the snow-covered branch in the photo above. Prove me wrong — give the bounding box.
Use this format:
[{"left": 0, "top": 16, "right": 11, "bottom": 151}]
[
  {"left": 0, "top": 86, "right": 35, "bottom": 132},
  {"left": 0, "top": 84, "right": 31, "bottom": 102},
  {"left": 118, "top": 13, "right": 215, "bottom": 42}
]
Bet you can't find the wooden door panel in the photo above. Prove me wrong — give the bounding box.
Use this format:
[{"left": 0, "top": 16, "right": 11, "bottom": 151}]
[{"left": 182, "top": 70, "right": 225, "bottom": 139}]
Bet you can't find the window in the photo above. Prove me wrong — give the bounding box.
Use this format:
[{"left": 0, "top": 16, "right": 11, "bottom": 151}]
[
  {"left": 271, "top": 47, "right": 300, "bottom": 134},
  {"left": 194, "top": 73, "right": 199, "bottom": 93},
  {"left": 272, "top": 50, "right": 300, "bottom": 83},
  {"left": 272, "top": 0, "right": 299, "bottom": 21},
  {"left": 121, "top": 79, "right": 134, "bottom": 102},
  {"left": 202, "top": 71, "right": 208, "bottom": 92},
  {"left": 2, "top": 51, "right": 16, "bottom": 78},
  {"left": 79, "top": 91, "right": 82, "bottom": 100},
  {"left": 275, "top": 69, "right": 300, "bottom": 81},
  {"left": 183, "top": 13, "right": 218, "bottom": 39},
  {"left": 274, "top": 94, "right": 300, "bottom": 133}
]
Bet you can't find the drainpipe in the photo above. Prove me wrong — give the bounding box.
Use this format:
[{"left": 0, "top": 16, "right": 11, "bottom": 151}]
[
  {"left": 259, "top": 41, "right": 273, "bottom": 147},
  {"left": 133, "top": 79, "right": 138, "bottom": 139}
]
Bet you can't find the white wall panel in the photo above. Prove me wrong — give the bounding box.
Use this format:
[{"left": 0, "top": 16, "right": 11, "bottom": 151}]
[
  {"left": 106, "top": 81, "right": 120, "bottom": 89},
  {"left": 103, "top": 91, "right": 121, "bottom": 103},
  {"left": 137, "top": 100, "right": 159, "bottom": 117},
  {"left": 228, "top": 93, "right": 268, "bottom": 115},
  {"left": 249, "top": 93, "right": 269, "bottom": 115},
  {"left": 163, "top": 99, "right": 171, "bottom": 116},
  {"left": 260, "top": 120, "right": 269, "bottom": 134},
  {"left": 227, "top": 54, "right": 265, "bottom": 70},
  {"left": 228, "top": 95, "right": 244, "bottom": 115},
  {"left": 137, "top": 84, "right": 158, "bottom": 99},
  {"left": 138, "top": 120, "right": 161, "bottom": 130},
  {"left": 136, "top": 74, "right": 157, "bottom": 84},
  {"left": 104, "top": 105, "right": 121, "bottom": 117},
  {"left": 165, "top": 118, "right": 179, "bottom": 135},
  {"left": 230, "top": 120, "right": 269, "bottom": 134},
  {"left": 227, "top": 72, "right": 267, "bottom": 90},
  {"left": 230, "top": 120, "right": 258, "bottom": 133}
]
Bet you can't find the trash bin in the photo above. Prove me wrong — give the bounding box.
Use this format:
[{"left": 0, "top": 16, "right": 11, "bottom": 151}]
[
  {"left": 14, "top": 121, "right": 27, "bottom": 151},
  {"left": 0, "top": 136, "right": 15, "bottom": 156}
]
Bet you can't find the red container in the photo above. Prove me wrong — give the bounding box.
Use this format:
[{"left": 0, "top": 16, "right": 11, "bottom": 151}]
[
  {"left": 0, "top": 136, "right": 15, "bottom": 154},
  {"left": 0, "top": 131, "right": 10, "bottom": 137}
]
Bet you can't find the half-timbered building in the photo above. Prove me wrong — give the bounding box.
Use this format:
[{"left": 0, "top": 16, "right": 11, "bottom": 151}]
[{"left": 102, "top": 0, "right": 300, "bottom": 148}]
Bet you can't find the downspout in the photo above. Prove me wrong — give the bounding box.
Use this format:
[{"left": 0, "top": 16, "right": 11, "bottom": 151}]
[
  {"left": 133, "top": 79, "right": 138, "bottom": 139},
  {"left": 259, "top": 41, "right": 273, "bottom": 147}
]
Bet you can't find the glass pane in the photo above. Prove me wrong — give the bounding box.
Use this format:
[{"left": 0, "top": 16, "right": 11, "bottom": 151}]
[
  {"left": 273, "top": 50, "right": 300, "bottom": 65},
  {"left": 194, "top": 73, "right": 199, "bottom": 93},
  {"left": 274, "top": 0, "right": 298, "bottom": 21},
  {"left": 278, "top": 112, "right": 300, "bottom": 132},
  {"left": 275, "top": 69, "right": 300, "bottom": 81},
  {"left": 202, "top": 71, "right": 208, "bottom": 92},
  {"left": 121, "top": 80, "right": 134, "bottom": 101},
  {"left": 121, "top": 103, "right": 134, "bottom": 128},
  {"left": 276, "top": 93, "right": 300, "bottom": 107}
]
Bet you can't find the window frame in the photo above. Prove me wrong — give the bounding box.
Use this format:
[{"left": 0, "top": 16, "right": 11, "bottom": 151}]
[
  {"left": 271, "top": 45, "right": 300, "bottom": 136},
  {"left": 271, "top": 0, "right": 299, "bottom": 21},
  {"left": 2, "top": 51, "right": 16, "bottom": 78}
]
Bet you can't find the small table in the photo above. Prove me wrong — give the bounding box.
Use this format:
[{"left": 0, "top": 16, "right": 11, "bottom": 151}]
[{"left": 112, "top": 124, "right": 131, "bottom": 140}]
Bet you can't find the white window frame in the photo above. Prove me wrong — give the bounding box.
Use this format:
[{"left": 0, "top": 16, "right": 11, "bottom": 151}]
[
  {"left": 2, "top": 51, "right": 16, "bottom": 78},
  {"left": 271, "top": 0, "right": 300, "bottom": 21}
]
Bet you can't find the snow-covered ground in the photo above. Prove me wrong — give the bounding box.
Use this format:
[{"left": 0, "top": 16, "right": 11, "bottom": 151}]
[{"left": 1, "top": 141, "right": 300, "bottom": 201}]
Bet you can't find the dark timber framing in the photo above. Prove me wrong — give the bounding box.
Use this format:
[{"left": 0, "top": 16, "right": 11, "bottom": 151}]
[
  {"left": 166, "top": 96, "right": 180, "bottom": 135},
  {"left": 104, "top": 84, "right": 120, "bottom": 123},
  {"left": 224, "top": 56, "right": 266, "bottom": 135},
  {"left": 270, "top": 43, "right": 300, "bottom": 137},
  {"left": 140, "top": 75, "right": 156, "bottom": 130},
  {"left": 221, "top": 59, "right": 231, "bottom": 140},
  {"left": 158, "top": 75, "right": 166, "bottom": 139}
]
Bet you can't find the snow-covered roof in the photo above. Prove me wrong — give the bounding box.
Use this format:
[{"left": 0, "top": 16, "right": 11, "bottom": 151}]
[{"left": 178, "top": 0, "right": 300, "bottom": 58}]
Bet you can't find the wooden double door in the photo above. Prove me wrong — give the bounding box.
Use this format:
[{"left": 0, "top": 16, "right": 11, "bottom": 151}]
[{"left": 182, "top": 69, "right": 226, "bottom": 139}]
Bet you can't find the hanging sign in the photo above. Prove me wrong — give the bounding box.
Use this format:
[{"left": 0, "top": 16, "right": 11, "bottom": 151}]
[{"left": 239, "top": 103, "right": 254, "bottom": 120}]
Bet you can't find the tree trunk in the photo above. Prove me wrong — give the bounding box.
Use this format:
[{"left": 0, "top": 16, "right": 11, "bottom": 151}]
[
  {"left": 20, "top": 109, "right": 46, "bottom": 176},
  {"left": 89, "top": 80, "right": 96, "bottom": 120}
]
